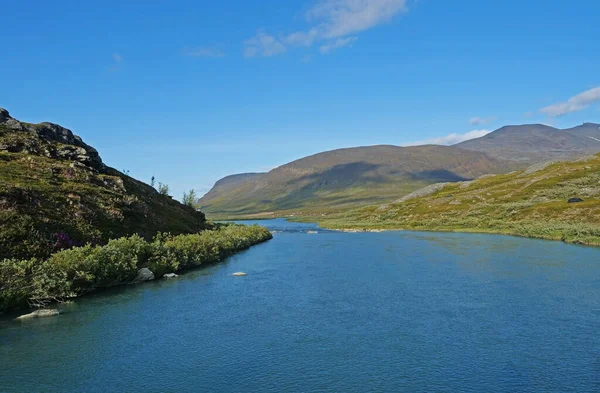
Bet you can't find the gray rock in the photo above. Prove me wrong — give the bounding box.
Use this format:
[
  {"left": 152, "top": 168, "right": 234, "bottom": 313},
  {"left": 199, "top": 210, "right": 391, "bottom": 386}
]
[
  {"left": 568, "top": 197, "right": 584, "bottom": 203},
  {"left": 163, "top": 273, "right": 179, "bottom": 279},
  {"left": 16, "top": 309, "right": 60, "bottom": 320},
  {"left": 393, "top": 182, "right": 449, "bottom": 204},
  {"left": 0, "top": 108, "right": 11, "bottom": 123},
  {"left": 135, "top": 268, "right": 155, "bottom": 282},
  {"left": 232, "top": 272, "right": 248, "bottom": 277}
]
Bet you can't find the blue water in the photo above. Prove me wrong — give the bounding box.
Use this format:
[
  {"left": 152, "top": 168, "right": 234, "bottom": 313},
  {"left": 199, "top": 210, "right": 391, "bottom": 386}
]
[{"left": 1, "top": 219, "right": 599, "bottom": 392}]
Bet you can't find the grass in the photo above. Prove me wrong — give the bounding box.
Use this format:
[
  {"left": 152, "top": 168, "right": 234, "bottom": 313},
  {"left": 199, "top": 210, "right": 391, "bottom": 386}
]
[
  {"left": 0, "top": 148, "right": 207, "bottom": 260},
  {"left": 312, "top": 154, "right": 600, "bottom": 246}
]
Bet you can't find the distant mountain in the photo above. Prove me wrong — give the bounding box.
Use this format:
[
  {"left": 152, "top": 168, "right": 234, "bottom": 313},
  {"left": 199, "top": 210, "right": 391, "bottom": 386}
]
[
  {"left": 200, "top": 172, "right": 265, "bottom": 202},
  {"left": 0, "top": 108, "right": 207, "bottom": 259},
  {"left": 456, "top": 123, "right": 600, "bottom": 162},
  {"left": 198, "top": 145, "right": 512, "bottom": 217}
]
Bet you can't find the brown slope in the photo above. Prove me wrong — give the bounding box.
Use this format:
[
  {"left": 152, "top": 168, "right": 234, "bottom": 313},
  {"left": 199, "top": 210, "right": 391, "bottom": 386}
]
[
  {"left": 199, "top": 144, "right": 512, "bottom": 217},
  {"left": 456, "top": 123, "right": 600, "bottom": 162}
]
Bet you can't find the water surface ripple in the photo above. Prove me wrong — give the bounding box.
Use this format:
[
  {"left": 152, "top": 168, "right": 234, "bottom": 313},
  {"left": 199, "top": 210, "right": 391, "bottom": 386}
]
[{"left": 1, "top": 219, "right": 599, "bottom": 392}]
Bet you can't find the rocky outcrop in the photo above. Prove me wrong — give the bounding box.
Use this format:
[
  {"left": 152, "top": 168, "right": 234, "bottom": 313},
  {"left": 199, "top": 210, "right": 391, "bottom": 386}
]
[
  {"left": 0, "top": 108, "right": 103, "bottom": 169},
  {"left": 135, "top": 268, "right": 155, "bottom": 282},
  {"left": 16, "top": 309, "right": 60, "bottom": 320}
]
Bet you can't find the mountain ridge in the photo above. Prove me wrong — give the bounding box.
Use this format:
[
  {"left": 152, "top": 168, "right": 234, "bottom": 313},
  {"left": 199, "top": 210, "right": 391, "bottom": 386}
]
[
  {"left": 199, "top": 144, "right": 513, "bottom": 217},
  {"left": 456, "top": 122, "right": 600, "bottom": 162},
  {"left": 201, "top": 122, "right": 600, "bottom": 218}
]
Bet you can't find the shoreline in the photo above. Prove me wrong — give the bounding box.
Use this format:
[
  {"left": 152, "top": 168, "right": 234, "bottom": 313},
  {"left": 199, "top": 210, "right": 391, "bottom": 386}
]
[
  {"left": 208, "top": 213, "right": 600, "bottom": 247},
  {"left": 1, "top": 225, "right": 273, "bottom": 315},
  {"left": 320, "top": 224, "right": 598, "bottom": 247}
]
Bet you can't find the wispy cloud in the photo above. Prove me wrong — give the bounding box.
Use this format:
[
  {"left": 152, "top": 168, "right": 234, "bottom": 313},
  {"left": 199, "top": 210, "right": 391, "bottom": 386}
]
[
  {"left": 306, "top": 0, "right": 408, "bottom": 39},
  {"left": 540, "top": 86, "right": 600, "bottom": 117},
  {"left": 244, "top": 31, "right": 287, "bottom": 57},
  {"left": 406, "top": 129, "right": 491, "bottom": 146},
  {"left": 183, "top": 47, "right": 225, "bottom": 58},
  {"left": 244, "top": 0, "right": 408, "bottom": 57},
  {"left": 108, "top": 53, "right": 123, "bottom": 72},
  {"left": 320, "top": 36, "right": 357, "bottom": 54},
  {"left": 469, "top": 116, "right": 497, "bottom": 126}
]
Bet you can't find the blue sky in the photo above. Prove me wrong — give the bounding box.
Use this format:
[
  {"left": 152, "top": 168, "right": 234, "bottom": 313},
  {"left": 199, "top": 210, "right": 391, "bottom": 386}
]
[{"left": 2, "top": 0, "right": 599, "bottom": 199}]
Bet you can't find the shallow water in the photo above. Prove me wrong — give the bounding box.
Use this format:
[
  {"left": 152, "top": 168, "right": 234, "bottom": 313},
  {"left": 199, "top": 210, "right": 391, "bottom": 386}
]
[{"left": 1, "top": 219, "right": 599, "bottom": 392}]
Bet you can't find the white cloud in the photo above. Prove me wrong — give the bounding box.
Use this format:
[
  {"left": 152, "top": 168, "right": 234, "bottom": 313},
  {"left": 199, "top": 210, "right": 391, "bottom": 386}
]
[
  {"left": 405, "top": 129, "right": 492, "bottom": 146},
  {"left": 183, "top": 47, "right": 225, "bottom": 58},
  {"left": 469, "top": 116, "right": 496, "bottom": 126},
  {"left": 244, "top": 31, "right": 287, "bottom": 57},
  {"left": 306, "top": 0, "right": 408, "bottom": 39},
  {"left": 320, "top": 36, "right": 357, "bottom": 54},
  {"left": 285, "top": 28, "right": 320, "bottom": 47},
  {"left": 540, "top": 86, "right": 600, "bottom": 117},
  {"left": 244, "top": 0, "right": 408, "bottom": 57}
]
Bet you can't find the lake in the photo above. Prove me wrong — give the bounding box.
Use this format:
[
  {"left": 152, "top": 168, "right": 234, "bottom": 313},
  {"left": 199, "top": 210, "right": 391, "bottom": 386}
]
[{"left": 1, "top": 219, "right": 599, "bottom": 392}]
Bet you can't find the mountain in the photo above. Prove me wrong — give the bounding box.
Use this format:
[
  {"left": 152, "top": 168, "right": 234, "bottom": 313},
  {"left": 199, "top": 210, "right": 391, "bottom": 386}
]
[
  {"left": 0, "top": 108, "right": 206, "bottom": 260},
  {"left": 200, "top": 172, "right": 265, "bottom": 203},
  {"left": 456, "top": 123, "right": 600, "bottom": 162},
  {"left": 198, "top": 145, "right": 513, "bottom": 217},
  {"left": 317, "top": 154, "right": 600, "bottom": 246}
]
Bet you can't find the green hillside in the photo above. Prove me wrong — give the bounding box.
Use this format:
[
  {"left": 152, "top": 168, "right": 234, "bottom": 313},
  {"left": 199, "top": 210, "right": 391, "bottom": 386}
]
[
  {"left": 199, "top": 144, "right": 514, "bottom": 218},
  {"left": 317, "top": 154, "right": 600, "bottom": 245},
  {"left": 0, "top": 108, "right": 207, "bottom": 260}
]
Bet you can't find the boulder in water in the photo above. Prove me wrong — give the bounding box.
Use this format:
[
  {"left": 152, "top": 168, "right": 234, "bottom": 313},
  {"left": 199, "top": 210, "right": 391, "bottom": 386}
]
[
  {"left": 232, "top": 272, "right": 248, "bottom": 277},
  {"left": 135, "top": 268, "right": 155, "bottom": 282},
  {"left": 16, "top": 309, "right": 60, "bottom": 320},
  {"left": 163, "top": 273, "right": 178, "bottom": 279}
]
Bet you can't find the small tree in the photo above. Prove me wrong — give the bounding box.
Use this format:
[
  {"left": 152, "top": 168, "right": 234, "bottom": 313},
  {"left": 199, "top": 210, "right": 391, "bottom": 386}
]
[
  {"left": 150, "top": 176, "right": 155, "bottom": 188},
  {"left": 182, "top": 189, "right": 198, "bottom": 208},
  {"left": 158, "top": 182, "right": 170, "bottom": 196}
]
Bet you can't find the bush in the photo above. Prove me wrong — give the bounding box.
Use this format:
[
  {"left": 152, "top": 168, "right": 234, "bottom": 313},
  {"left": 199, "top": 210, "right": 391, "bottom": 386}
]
[
  {"left": 182, "top": 189, "right": 199, "bottom": 208},
  {"left": 0, "top": 224, "right": 272, "bottom": 312}
]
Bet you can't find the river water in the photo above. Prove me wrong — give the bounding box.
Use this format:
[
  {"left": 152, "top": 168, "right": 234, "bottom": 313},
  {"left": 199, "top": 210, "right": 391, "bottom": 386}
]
[{"left": 1, "top": 219, "right": 599, "bottom": 392}]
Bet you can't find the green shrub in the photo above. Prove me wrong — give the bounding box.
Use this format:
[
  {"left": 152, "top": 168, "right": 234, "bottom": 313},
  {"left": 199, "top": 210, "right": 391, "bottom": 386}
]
[
  {"left": 0, "top": 224, "right": 272, "bottom": 312},
  {"left": 0, "top": 258, "right": 36, "bottom": 310}
]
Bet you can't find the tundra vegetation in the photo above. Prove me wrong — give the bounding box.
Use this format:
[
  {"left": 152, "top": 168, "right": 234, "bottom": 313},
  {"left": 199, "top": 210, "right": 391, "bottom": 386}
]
[
  {"left": 0, "top": 224, "right": 272, "bottom": 312},
  {"left": 315, "top": 154, "right": 600, "bottom": 246},
  {"left": 0, "top": 109, "right": 273, "bottom": 313}
]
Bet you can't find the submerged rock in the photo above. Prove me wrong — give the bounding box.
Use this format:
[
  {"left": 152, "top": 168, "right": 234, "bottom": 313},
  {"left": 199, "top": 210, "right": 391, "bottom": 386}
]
[
  {"left": 16, "top": 309, "right": 60, "bottom": 320},
  {"left": 232, "top": 272, "right": 248, "bottom": 277},
  {"left": 307, "top": 230, "right": 318, "bottom": 234},
  {"left": 135, "top": 268, "right": 155, "bottom": 282},
  {"left": 163, "top": 273, "right": 179, "bottom": 279}
]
